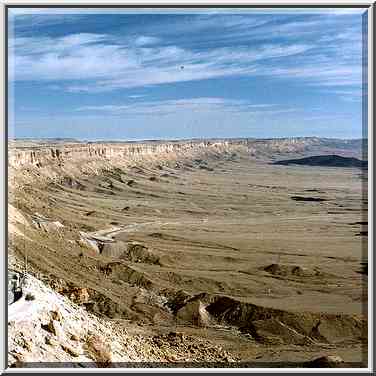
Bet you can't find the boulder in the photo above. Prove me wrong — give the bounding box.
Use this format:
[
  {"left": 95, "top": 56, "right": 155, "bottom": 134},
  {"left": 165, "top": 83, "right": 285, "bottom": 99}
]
[
  {"left": 85, "top": 335, "right": 112, "bottom": 364},
  {"left": 50, "top": 310, "right": 63, "bottom": 322},
  {"left": 78, "top": 232, "right": 100, "bottom": 254},
  {"left": 176, "top": 300, "right": 211, "bottom": 327},
  {"left": 42, "top": 319, "right": 63, "bottom": 339},
  {"left": 100, "top": 242, "right": 125, "bottom": 258},
  {"left": 45, "top": 335, "right": 59, "bottom": 347},
  {"left": 69, "top": 287, "right": 90, "bottom": 304},
  {"left": 61, "top": 343, "right": 80, "bottom": 357},
  {"left": 31, "top": 213, "right": 64, "bottom": 233}
]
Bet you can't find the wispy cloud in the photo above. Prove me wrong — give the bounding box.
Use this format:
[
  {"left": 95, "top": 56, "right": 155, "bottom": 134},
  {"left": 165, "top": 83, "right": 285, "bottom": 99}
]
[
  {"left": 265, "top": 65, "right": 362, "bottom": 87},
  {"left": 128, "top": 94, "right": 147, "bottom": 99},
  {"left": 9, "top": 11, "right": 87, "bottom": 34},
  {"left": 10, "top": 32, "right": 315, "bottom": 90},
  {"left": 75, "top": 97, "right": 294, "bottom": 117},
  {"left": 8, "top": 10, "right": 365, "bottom": 140},
  {"left": 134, "top": 36, "right": 161, "bottom": 46},
  {"left": 9, "top": 12, "right": 363, "bottom": 94}
]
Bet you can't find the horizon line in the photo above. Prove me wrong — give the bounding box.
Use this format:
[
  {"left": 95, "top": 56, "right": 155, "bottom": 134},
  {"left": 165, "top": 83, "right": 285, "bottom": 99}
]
[{"left": 9, "top": 136, "right": 368, "bottom": 142}]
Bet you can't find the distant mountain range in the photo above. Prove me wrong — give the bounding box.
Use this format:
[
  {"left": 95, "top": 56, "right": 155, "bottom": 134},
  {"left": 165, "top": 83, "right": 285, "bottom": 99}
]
[{"left": 273, "top": 155, "right": 367, "bottom": 169}]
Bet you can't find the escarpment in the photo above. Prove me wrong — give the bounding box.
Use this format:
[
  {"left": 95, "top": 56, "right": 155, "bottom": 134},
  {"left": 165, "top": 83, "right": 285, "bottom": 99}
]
[
  {"left": 8, "top": 136, "right": 367, "bottom": 366},
  {"left": 9, "top": 137, "right": 364, "bottom": 175},
  {"left": 8, "top": 140, "right": 247, "bottom": 190},
  {"left": 9, "top": 141, "right": 233, "bottom": 169}
]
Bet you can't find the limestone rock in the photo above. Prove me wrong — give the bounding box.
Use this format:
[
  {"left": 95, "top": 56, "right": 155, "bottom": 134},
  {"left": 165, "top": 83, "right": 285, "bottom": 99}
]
[
  {"left": 50, "top": 310, "right": 62, "bottom": 322},
  {"left": 85, "top": 335, "right": 112, "bottom": 364},
  {"left": 61, "top": 343, "right": 80, "bottom": 357},
  {"left": 70, "top": 334, "right": 79, "bottom": 341},
  {"left": 176, "top": 300, "right": 211, "bottom": 327},
  {"left": 45, "top": 336, "right": 59, "bottom": 347},
  {"left": 42, "top": 319, "right": 63, "bottom": 339}
]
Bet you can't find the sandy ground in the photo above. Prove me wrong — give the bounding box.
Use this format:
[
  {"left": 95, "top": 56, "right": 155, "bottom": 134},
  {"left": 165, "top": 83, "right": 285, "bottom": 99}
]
[{"left": 8, "top": 142, "right": 368, "bottom": 367}]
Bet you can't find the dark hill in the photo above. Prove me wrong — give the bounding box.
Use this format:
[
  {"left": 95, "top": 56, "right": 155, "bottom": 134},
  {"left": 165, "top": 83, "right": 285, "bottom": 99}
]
[{"left": 273, "top": 155, "right": 367, "bottom": 169}]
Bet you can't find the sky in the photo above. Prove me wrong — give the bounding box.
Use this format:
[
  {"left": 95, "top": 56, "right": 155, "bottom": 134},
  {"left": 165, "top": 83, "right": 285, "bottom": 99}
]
[{"left": 8, "top": 8, "right": 368, "bottom": 140}]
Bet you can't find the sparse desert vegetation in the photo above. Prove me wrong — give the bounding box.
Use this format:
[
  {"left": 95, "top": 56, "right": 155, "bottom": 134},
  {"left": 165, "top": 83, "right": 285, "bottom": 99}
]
[{"left": 8, "top": 138, "right": 367, "bottom": 367}]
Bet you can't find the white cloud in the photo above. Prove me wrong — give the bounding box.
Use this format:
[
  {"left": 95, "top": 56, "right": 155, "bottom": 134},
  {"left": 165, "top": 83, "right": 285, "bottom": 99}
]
[
  {"left": 134, "top": 36, "right": 160, "bottom": 46},
  {"left": 75, "top": 97, "right": 293, "bottom": 117},
  {"left": 21, "top": 40, "right": 322, "bottom": 92},
  {"left": 10, "top": 33, "right": 107, "bottom": 56},
  {"left": 9, "top": 11, "right": 87, "bottom": 31},
  {"left": 9, "top": 12, "right": 363, "bottom": 92},
  {"left": 128, "top": 94, "right": 147, "bottom": 98},
  {"left": 265, "top": 65, "right": 362, "bottom": 87},
  {"left": 10, "top": 32, "right": 315, "bottom": 90}
]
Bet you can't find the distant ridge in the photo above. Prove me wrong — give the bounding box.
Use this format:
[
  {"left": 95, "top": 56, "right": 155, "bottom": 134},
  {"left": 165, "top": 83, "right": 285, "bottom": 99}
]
[
  {"left": 12, "top": 137, "right": 79, "bottom": 141},
  {"left": 273, "top": 155, "right": 367, "bottom": 169}
]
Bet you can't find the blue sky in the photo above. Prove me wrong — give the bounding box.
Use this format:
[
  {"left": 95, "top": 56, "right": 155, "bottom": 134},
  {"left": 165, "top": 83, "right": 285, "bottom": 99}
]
[{"left": 8, "top": 8, "right": 367, "bottom": 140}]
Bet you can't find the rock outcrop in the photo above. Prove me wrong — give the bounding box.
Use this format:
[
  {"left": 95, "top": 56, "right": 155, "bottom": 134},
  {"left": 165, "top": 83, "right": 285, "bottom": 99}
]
[
  {"left": 8, "top": 274, "right": 236, "bottom": 367},
  {"left": 8, "top": 141, "right": 232, "bottom": 169},
  {"left": 9, "top": 137, "right": 365, "bottom": 170}
]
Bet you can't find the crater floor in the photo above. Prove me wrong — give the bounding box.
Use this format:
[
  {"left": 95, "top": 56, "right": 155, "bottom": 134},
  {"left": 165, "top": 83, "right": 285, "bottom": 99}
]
[{"left": 8, "top": 142, "right": 368, "bottom": 367}]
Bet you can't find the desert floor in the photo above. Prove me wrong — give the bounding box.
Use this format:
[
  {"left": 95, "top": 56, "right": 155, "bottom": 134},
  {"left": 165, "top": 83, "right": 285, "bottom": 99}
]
[{"left": 9, "top": 147, "right": 368, "bottom": 366}]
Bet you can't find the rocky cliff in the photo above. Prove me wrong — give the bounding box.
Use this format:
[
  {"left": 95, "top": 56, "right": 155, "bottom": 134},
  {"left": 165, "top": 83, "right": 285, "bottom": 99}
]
[
  {"left": 8, "top": 137, "right": 365, "bottom": 187},
  {"left": 9, "top": 137, "right": 365, "bottom": 169},
  {"left": 8, "top": 140, "right": 235, "bottom": 169}
]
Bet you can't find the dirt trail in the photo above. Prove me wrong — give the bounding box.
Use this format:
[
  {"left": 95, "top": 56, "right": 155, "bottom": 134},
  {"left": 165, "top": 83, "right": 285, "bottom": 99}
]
[{"left": 8, "top": 138, "right": 367, "bottom": 367}]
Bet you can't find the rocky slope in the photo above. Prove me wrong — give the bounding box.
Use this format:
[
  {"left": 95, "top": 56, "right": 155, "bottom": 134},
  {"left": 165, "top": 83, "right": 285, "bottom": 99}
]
[
  {"left": 8, "top": 274, "right": 236, "bottom": 368},
  {"left": 7, "top": 137, "right": 367, "bottom": 368},
  {"left": 8, "top": 137, "right": 365, "bottom": 170}
]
